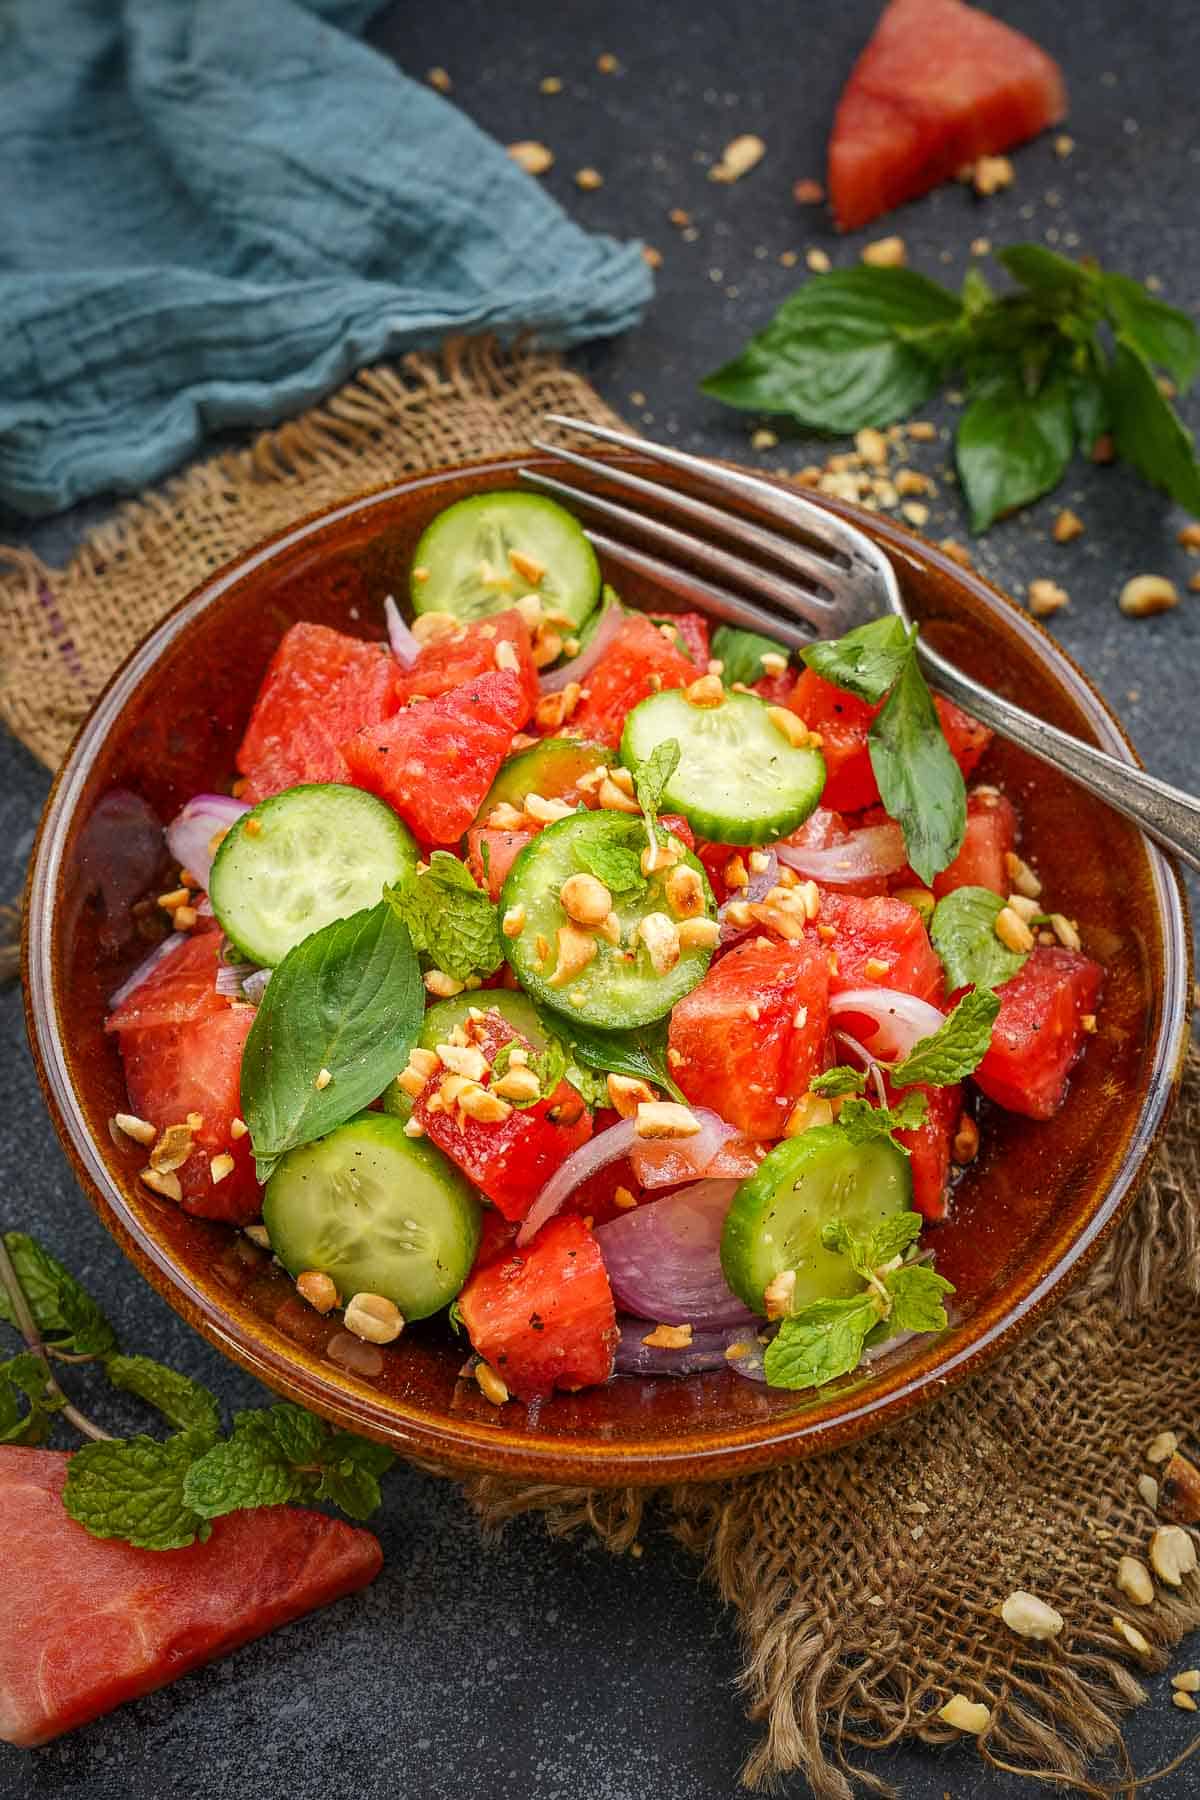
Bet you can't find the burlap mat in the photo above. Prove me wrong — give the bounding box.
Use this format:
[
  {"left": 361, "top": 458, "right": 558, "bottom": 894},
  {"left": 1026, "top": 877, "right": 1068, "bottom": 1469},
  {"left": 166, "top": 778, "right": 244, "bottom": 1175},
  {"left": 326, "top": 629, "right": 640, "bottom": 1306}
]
[{"left": 3, "top": 341, "right": 1197, "bottom": 1798}]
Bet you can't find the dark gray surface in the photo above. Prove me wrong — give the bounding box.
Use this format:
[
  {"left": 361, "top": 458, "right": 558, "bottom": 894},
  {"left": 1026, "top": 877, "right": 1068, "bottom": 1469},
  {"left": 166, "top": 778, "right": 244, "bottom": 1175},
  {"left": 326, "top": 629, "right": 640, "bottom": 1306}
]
[{"left": 2, "top": 2, "right": 1198, "bottom": 1795}]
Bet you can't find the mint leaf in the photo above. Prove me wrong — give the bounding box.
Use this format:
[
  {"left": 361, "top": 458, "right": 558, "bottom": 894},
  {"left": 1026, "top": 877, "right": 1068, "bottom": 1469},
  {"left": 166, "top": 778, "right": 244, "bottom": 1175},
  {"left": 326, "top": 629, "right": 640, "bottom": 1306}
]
[
  {"left": 890, "top": 986, "right": 1000, "bottom": 1088},
  {"left": 930, "top": 886, "right": 1029, "bottom": 992},
  {"left": 64, "top": 1433, "right": 210, "bottom": 1550},
  {"left": 710, "top": 625, "right": 789, "bottom": 687},
  {"left": 0, "top": 1233, "right": 116, "bottom": 1357},
  {"left": 809, "top": 1065, "right": 867, "bottom": 1098},
  {"left": 386, "top": 852, "right": 502, "bottom": 984},
  {"left": 572, "top": 817, "right": 646, "bottom": 895},
  {"left": 1106, "top": 340, "right": 1200, "bottom": 514},
  {"left": 0, "top": 1352, "right": 64, "bottom": 1445},
  {"left": 764, "top": 1295, "right": 881, "bottom": 1391},
  {"left": 1101, "top": 273, "right": 1199, "bottom": 391},
  {"left": 563, "top": 1057, "right": 609, "bottom": 1109},
  {"left": 802, "top": 616, "right": 914, "bottom": 705},
  {"left": 183, "top": 1411, "right": 313, "bottom": 1518},
  {"left": 553, "top": 1015, "right": 687, "bottom": 1106},
  {"left": 104, "top": 1355, "right": 221, "bottom": 1441},
  {"left": 866, "top": 1211, "right": 925, "bottom": 1267},
  {"left": 701, "top": 267, "right": 961, "bottom": 430},
  {"left": 818, "top": 1217, "right": 872, "bottom": 1278},
  {"left": 869, "top": 654, "right": 966, "bottom": 886},
  {"left": 631, "top": 739, "right": 681, "bottom": 832},
  {"left": 885, "top": 1263, "right": 954, "bottom": 1333},
  {"left": 838, "top": 1092, "right": 928, "bottom": 1146},
  {"left": 957, "top": 363, "right": 1075, "bottom": 532},
  {"left": 242, "top": 901, "right": 423, "bottom": 1180},
  {"left": 314, "top": 1434, "right": 395, "bottom": 1521}
]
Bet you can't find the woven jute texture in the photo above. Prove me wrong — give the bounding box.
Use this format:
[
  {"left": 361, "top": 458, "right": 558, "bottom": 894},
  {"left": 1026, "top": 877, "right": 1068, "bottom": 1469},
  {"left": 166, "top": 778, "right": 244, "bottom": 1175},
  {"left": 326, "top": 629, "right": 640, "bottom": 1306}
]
[{"left": 3, "top": 340, "right": 1197, "bottom": 1798}]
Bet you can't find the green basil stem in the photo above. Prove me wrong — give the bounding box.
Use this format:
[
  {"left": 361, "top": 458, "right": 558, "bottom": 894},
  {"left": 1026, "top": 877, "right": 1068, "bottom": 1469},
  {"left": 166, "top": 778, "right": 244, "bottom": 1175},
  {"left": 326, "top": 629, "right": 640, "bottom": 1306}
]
[{"left": 0, "top": 1237, "right": 113, "bottom": 1442}]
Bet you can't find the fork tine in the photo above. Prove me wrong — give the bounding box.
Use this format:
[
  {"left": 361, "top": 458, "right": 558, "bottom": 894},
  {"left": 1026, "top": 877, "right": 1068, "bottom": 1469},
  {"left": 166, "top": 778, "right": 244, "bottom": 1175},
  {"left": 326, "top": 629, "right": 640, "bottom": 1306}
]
[
  {"left": 578, "top": 529, "right": 817, "bottom": 652},
  {"left": 529, "top": 437, "right": 849, "bottom": 611},
  {"left": 519, "top": 466, "right": 838, "bottom": 633},
  {"left": 542, "top": 414, "right": 896, "bottom": 604}
]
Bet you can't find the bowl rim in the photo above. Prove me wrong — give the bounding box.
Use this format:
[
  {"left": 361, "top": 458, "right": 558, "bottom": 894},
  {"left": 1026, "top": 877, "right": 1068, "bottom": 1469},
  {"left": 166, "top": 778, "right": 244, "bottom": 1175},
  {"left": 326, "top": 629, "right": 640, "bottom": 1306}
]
[{"left": 22, "top": 453, "right": 1193, "bottom": 1484}]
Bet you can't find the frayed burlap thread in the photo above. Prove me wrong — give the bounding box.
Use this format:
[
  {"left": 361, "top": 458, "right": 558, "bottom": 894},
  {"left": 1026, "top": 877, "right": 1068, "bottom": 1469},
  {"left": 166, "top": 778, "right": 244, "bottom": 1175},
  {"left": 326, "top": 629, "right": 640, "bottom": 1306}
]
[
  {"left": 2, "top": 339, "right": 1196, "bottom": 1797},
  {"left": 468, "top": 1049, "right": 1200, "bottom": 1799}
]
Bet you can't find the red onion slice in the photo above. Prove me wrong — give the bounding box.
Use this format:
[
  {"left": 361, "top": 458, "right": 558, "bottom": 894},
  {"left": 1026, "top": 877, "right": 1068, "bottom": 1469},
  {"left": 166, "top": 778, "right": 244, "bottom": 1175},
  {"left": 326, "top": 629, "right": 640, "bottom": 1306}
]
[
  {"left": 517, "top": 1117, "right": 638, "bottom": 1246},
  {"left": 107, "top": 934, "right": 188, "bottom": 1011},
  {"left": 777, "top": 822, "right": 907, "bottom": 886},
  {"left": 628, "top": 1106, "right": 758, "bottom": 1189},
  {"left": 613, "top": 1317, "right": 755, "bottom": 1377},
  {"left": 828, "top": 987, "right": 945, "bottom": 1062},
  {"left": 242, "top": 968, "right": 272, "bottom": 1005},
  {"left": 165, "top": 794, "right": 250, "bottom": 887},
  {"left": 384, "top": 594, "right": 420, "bottom": 667},
  {"left": 596, "top": 1179, "right": 755, "bottom": 1327},
  {"left": 214, "top": 959, "right": 257, "bottom": 998},
  {"left": 538, "top": 597, "right": 623, "bottom": 694}
]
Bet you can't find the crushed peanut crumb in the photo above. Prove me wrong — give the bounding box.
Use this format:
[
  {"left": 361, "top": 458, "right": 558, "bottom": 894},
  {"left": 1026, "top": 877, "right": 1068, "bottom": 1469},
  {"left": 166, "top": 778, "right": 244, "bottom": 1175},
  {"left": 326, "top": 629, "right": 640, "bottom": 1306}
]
[{"left": 507, "top": 141, "right": 554, "bottom": 176}]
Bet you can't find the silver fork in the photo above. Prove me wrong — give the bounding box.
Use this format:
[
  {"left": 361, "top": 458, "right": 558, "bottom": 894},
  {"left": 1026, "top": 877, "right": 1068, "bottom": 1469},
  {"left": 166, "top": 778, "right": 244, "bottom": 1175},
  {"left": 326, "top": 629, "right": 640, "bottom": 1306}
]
[{"left": 522, "top": 415, "right": 1200, "bottom": 876}]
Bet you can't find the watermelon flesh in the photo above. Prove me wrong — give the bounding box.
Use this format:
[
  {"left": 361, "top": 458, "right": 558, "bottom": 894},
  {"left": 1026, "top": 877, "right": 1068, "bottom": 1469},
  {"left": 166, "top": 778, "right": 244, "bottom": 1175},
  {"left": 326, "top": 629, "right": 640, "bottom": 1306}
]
[
  {"left": 828, "top": 0, "right": 1067, "bottom": 231},
  {"left": 0, "top": 1448, "right": 381, "bottom": 1748}
]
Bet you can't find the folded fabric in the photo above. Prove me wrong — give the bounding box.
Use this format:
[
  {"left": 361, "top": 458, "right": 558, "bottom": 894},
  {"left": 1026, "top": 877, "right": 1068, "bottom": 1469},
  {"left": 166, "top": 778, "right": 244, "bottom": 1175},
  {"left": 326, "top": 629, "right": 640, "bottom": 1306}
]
[{"left": 0, "top": 0, "right": 652, "bottom": 515}]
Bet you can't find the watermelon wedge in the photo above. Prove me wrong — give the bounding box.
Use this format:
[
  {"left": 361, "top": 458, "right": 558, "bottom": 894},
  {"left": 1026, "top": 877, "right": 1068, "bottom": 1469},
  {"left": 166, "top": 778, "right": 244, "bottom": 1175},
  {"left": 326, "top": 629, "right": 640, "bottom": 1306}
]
[
  {"left": 0, "top": 1449, "right": 381, "bottom": 1747},
  {"left": 828, "top": 0, "right": 1067, "bottom": 231}
]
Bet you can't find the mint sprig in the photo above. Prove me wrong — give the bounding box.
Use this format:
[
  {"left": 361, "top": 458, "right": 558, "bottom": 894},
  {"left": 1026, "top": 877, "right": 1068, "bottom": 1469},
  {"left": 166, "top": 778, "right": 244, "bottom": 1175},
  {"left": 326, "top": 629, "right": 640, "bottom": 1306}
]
[
  {"left": 385, "top": 850, "right": 502, "bottom": 984},
  {"left": 702, "top": 250, "right": 1200, "bottom": 530},
  {"left": 889, "top": 987, "right": 1000, "bottom": 1089},
  {"left": 0, "top": 1232, "right": 395, "bottom": 1549},
  {"left": 930, "top": 886, "right": 1030, "bottom": 992},
  {"left": 763, "top": 1207, "right": 953, "bottom": 1392},
  {"left": 802, "top": 620, "right": 965, "bottom": 885}
]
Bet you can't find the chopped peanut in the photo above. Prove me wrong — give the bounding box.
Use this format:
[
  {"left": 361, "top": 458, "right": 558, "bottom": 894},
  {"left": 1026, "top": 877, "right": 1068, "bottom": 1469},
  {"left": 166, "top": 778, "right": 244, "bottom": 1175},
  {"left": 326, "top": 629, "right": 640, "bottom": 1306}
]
[
  {"left": 952, "top": 1115, "right": 979, "bottom": 1165},
  {"left": 1028, "top": 578, "right": 1070, "bottom": 617},
  {"left": 685, "top": 673, "right": 725, "bottom": 708},
  {"left": 614, "top": 1185, "right": 638, "bottom": 1210},
  {"left": 763, "top": 1269, "right": 796, "bottom": 1320},
  {"left": 1119, "top": 575, "right": 1179, "bottom": 618},
  {"left": 1053, "top": 508, "right": 1085, "bottom": 543},
  {"left": 436, "top": 1043, "right": 489, "bottom": 1081},
  {"left": 509, "top": 548, "right": 545, "bottom": 585},
  {"left": 411, "top": 610, "right": 459, "bottom": 644},
  {"left": 494, "top": 638, "right": 521, "bottom": 675},
  {"left": 665, "top": 864, "right": 705, "bottom": 919},
  {"left": 637, "top": 912, "right": 681, "bottom": 975},
  {"left": 1004, "top": 851, "right": 1042, "bottom": 898},
  {"left": 525, "top": 791, "right": 575, "bottom": 823},
  {"left": 534, "top": 682, "right": 583, "bottom": 731},
  {"left": 559, "top": 872, "right": 613, "bottom": 926},
  {"left": 140, "top": 1167, "right": 183, "bottom": 1203},
  {"left": 971, "top": 154, "right": 1014, "bottom": 196},
  {"left": 314, "top": 1067, "right": 333, "bottom": 1090},
  {"left": 607, "top": 1073, "right": 657, "bottom": 1118},
  {"left": 297, "top": 1270, "right": 340, "bottom": 1314},
  {"left": 485, "top": 801, "right": 528, "bottom": 830},
  {"left": 861, "top": 235, "right": 906, "bottom": 268},
  {"left": 709, "top": 134, "right": 766, "bottom": 184},
  {"left": 502, "top": 904, "right": 526, "bottom": 939},
  {"left": 678, "top": 917, "right": 720, "bottom": 950},
  {"left": 766, "top": 706, "right": 815, "bottom": 749},
  {"left": 209, "top": 1153, "right": 236, "bottom": 1185},
  {"left": 784, "top": 1095, "right": 834, "bottom": 1137},
  {"left": 634, "top": 1101, "right": 701, "bottom": 1139},
  {"left": 938, "top": 1695, "right": 992, "bottom": 1735},
  {"left": 642, "top": 1322, "right": 694, "bottom": 1349},
  {"left": 457, "top": 1083, "right": 513, "bottom": 1124},
  {"left": 344, "top": 1292, "right": 404, "bottom": 1344},
  {"left": 113, "top": 1112, "right": 157, "bottom": 1146},
  {"left": 995, "top": 906, "right": 1035, "bottom": 953},
  {"left": 507, "top": 141, "right": 554, "bottom": 175},
  {"left": 1048, "top": 913, "right": 1082, "bottom": 952},
  {"left": 724, "top": 854, "right": 749, "bottom": 890},
  {"left": 424, "top": 969, "right": 465, "bottom": 998},
  {"left": 475, "top": 1361, "right": 510, "bottom": 1405},
  {"left": 598, "top": 776, "right": 641, "bottom": 814},
  {"left": 548, "top": 923, "right": 598, "bottom": 986},
  {"left": 641, "top": 837, "right": 682, "bottom": 875},
  {"left": 492, "top": 1064, "right": 542, "bottom": 1103}
]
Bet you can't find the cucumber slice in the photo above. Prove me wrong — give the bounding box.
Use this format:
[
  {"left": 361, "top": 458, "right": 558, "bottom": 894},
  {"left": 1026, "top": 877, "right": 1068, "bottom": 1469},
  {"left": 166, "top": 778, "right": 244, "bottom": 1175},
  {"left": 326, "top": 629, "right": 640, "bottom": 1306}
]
[
  {"left": 263, "top": 1113, "right": 481, "bottom": 1321},
  {"left": 380, "top": 990, "right": 552, "bottom": 1119},
  {"left": 500, "top": 811, "right": 716, "bottom": 1030},
  {"left": 479, "top": 738, "right": 612, "bottom": 819},
  {"left": 721, "top": 1127, "right": 911, "bottom": 1316},
  {"left": 210, "top": 783, "right": 418, "bottom": 966},
  {"left": 620, "top": 687, "right": 825, "bottom": 846},
  {"left": 411, "top": 491, "right": 600, "bottom": 628}
]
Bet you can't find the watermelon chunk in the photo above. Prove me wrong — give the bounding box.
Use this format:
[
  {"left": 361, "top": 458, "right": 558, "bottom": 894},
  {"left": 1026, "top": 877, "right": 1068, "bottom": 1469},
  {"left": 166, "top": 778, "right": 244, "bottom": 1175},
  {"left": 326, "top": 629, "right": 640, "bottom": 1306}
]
[
  {"left": 828, "top": 0, "right": 1067, "bottom": 231},
  {"left": 237, "top": 622, "right": 397, "bottom": 802},
  {"left": 390, "top": 609, "right": 538, "bottom": 723},
  {"left": 568, "top": 614, "right": 700, "bottom": 748},
  {"left": 0, "top": 1448, "right": 381, "bottom": 1748},
  {"left": 457, "top": 1215, "right": 618, "bottom": 1399},
  {"left": 341, "top": 670, "right": 524, "bottom": 845},
  {"left": 974, "top": 947, "right": 1102, "bottom": 1119}
]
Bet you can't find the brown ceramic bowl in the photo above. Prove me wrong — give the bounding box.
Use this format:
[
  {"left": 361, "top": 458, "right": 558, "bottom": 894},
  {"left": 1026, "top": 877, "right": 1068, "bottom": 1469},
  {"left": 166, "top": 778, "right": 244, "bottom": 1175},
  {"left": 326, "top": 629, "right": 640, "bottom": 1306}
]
[{"left": 23, "top": 454, "right": 1191, "bottom": 1485}]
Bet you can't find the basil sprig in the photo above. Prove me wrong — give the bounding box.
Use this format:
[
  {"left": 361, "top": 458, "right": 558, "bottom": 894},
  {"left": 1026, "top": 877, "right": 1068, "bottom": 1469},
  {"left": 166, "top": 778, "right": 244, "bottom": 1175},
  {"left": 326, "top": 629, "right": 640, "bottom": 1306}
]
[{"left": 702, "top": 248, "right": 1200, "bottom": 530}]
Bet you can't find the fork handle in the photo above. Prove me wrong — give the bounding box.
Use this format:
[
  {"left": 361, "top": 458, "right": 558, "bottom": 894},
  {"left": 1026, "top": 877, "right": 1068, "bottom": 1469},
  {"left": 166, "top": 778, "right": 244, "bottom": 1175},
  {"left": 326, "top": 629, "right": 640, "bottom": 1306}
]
[{"left": 919, "top": 643, "right": 1200, "bottom": 876}]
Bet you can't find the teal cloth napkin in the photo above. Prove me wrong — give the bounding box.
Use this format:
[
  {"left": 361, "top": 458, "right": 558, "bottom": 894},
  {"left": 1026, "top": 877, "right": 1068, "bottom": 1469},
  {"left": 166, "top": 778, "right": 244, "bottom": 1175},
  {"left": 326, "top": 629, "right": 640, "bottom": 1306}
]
[{"left": 0, "top": 0, "right": 652, "bottom": 516}]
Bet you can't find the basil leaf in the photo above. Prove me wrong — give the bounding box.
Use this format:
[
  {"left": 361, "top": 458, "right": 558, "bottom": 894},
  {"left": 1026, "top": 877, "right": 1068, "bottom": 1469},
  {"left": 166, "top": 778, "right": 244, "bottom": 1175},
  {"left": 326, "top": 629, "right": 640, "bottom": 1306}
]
[
  {"left": 930, "top": 885, "right": 1029, "bottom": 992},
  {"left": 956, "top": 364, "right": 1075, "bottom": 531},
  {"left": 241, "top": 902, "right": 423, "bottom": 1180},
  {"left": 1106, "top": 340, "right": 1200, "bottom": 514},
  {"left": 884, "top": 1263, "right": 954, "bottom": 1333},
  {"left": 802, "top": 615, "right": 913, "bottom": 704},
  {"left": 1070, "top": 366, "right": 1110, "bottom": 455},
  {"left": 998, "top": 244, "right": 1098, "bottom": 306},
  {"left": 385, "top": 851, "right": 501, "bottom": 983},
  {"left": 1101, "top": 274, "right": 1199, "bottom": 391},
  {"left": 764, "top": 1295, "right": 881, "bottom": 1391},
  {"left": 710, "top": 625, "right": 789, "bottom": 687},
  {"left": 868, "top": 655, "right": 965, "bottom": 886},
  {"left": 890, "top": 987, "right": 1000, "bottom": 1089},
  {"left": 553, "top": 1016, "right": 687, "bottom": 1105},
  {"left": 701, "top": 268, "right": 960, "bottom": 431}
]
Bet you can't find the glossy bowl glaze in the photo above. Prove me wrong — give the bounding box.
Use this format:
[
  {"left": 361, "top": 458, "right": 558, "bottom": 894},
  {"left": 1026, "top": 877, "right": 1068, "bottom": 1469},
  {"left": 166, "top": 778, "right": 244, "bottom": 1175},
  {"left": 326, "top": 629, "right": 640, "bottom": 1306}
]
[{"left": 24, "top": 454, "right": 1191, "bottom": 1485}]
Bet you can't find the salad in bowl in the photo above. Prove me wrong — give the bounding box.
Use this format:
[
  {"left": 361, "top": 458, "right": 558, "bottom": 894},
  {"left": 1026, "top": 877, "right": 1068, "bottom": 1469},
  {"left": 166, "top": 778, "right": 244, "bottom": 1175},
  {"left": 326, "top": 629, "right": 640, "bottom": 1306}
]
[{"left": 100, "top": 488, "right": 1105, "bottom": 1411}]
